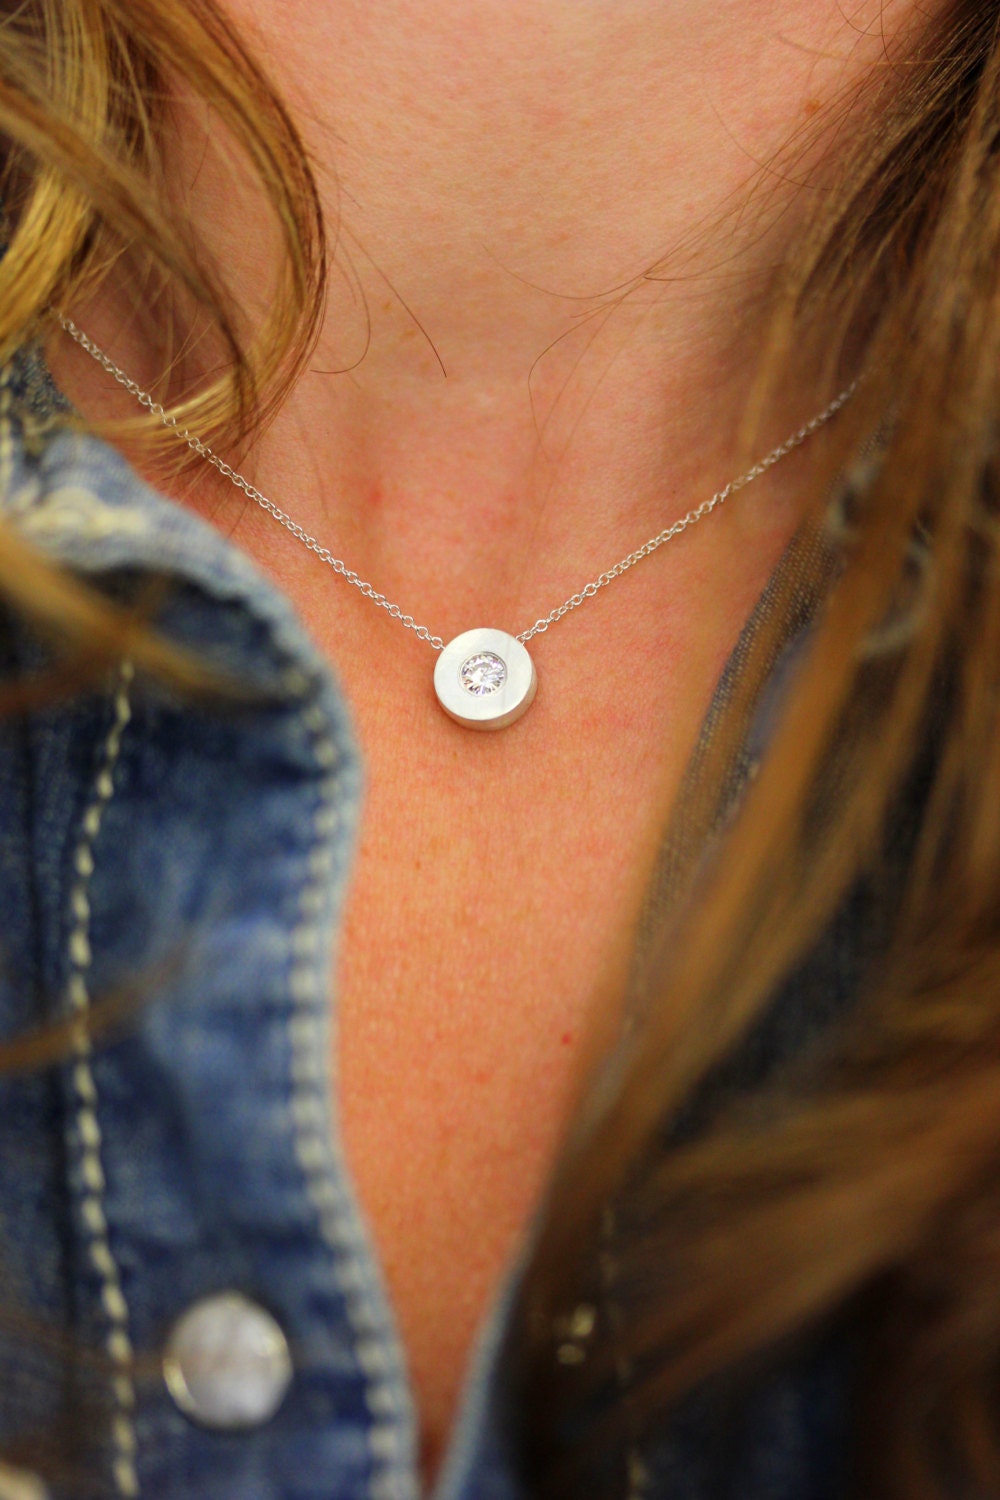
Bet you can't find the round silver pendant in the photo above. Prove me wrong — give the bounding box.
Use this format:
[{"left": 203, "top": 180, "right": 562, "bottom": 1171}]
[{"left": 433, "top": 628, "right": 537, "bottom": 730}]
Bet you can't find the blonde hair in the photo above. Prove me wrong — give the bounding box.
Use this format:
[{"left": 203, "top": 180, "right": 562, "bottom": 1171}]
[
  {"left": 3, "top": 3, "right": 1000, "bottom": 1498},
  {"left": 0, "top": 0, "right": 322, "bottom": 688}
]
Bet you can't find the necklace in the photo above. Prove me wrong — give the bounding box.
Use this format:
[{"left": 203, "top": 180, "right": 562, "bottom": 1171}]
[{"left": 58, "top": 315, "right": 855, "bottom": 731}]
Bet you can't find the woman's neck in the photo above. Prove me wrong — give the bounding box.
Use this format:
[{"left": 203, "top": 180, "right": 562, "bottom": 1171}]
[{"left": 58, "top": 0, "right": 926, "bottom": 633}]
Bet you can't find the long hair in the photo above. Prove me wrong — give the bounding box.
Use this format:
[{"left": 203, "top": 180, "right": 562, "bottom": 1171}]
[
  {"left": 0, "top": 0, "right": 323, "bottom": 689},
  {"left": 516, "top": 3, "right": 1000, "bottom": 1494},
  {"left": 2, "top": 2, "right": 1000, "bottom": 1498}
]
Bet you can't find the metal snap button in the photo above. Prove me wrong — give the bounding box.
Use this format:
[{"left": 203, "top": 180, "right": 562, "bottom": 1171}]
[{"left": 163, "top": 1291, "right": 293, "bottom": 1430}]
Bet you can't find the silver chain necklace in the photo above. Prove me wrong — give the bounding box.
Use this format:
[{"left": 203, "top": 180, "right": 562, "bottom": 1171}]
[{"left": 58, "top": 314, "right": 854, "bottom": 731}]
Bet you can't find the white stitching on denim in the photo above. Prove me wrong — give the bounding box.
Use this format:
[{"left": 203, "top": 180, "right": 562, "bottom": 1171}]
[
  {"left": 66, "top": 661, "right": 139, "bottom": 1500},
  {"left": 287, "top": 688, "right": 418, "bottom": 1500},
  {"left": 0, "top": 1458, "right": 49, "bottom": 1500}
]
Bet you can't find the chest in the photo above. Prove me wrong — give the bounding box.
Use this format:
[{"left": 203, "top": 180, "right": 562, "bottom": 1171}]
[
  {"left": 243, "top": 503, "right": 797, "bottom": 1480},
  {"left": 330, "top": 653, "right": 706, "bottom": 1482}
]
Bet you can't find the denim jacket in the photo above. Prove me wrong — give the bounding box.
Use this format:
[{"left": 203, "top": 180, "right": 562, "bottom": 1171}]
[{"left": 0, "top": 347, "right": 867, "bottom": 1500}]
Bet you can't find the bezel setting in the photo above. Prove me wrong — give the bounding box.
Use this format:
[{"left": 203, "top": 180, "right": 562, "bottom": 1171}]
[{"left": 433, "top": 628, "right": 537, "bottom": 730}]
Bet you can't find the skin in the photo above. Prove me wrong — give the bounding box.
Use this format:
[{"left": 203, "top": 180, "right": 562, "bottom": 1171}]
[{"left": 53, "top": 0, "right": 933, "bottom": 1484}]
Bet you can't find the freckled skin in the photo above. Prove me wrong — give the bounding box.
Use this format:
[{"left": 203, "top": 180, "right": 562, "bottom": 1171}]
[
  {"left": 263, "top": 492, "right": 811, "bottom": 1485},
  {"left": 51, "top": 0, "right": 935, "bottom": 1482}
]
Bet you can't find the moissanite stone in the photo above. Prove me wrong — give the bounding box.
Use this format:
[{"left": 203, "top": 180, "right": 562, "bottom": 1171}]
[
  {"left": 434, "top": 628, "right": 537, "bottom": 730},
  {"left": 460, "top": 651, "right": 507, "bottom": 696}
]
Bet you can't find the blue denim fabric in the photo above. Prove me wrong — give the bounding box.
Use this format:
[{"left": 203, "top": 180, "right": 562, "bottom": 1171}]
[{"left": 0, "top": 348, "right": 860, "bottom": 1500}]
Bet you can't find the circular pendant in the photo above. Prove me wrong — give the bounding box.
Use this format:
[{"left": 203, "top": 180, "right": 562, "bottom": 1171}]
[{"left": 433, "top": 628, "right": 537, "bottom": 731}]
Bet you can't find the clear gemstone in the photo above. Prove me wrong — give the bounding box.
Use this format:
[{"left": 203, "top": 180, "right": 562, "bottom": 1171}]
[{"left": 460, "top": 651, "right": 507, "bottom": 696}]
